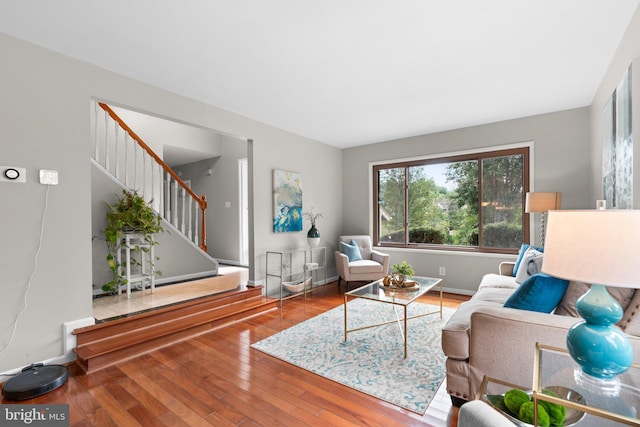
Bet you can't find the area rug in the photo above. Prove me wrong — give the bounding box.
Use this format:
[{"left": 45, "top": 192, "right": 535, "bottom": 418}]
[{"left": 251, "top": 299, "right": 455, "bottom": 414}]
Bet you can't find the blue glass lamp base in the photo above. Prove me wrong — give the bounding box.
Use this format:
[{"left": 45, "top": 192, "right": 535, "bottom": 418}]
[{"left": 566, "top": 284, "right": 633, "bottom": 380}]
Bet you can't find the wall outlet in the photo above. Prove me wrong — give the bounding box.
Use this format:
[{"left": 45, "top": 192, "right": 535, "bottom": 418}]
[{"left": 439, "top": 267, "right": 446, "bottom": 276}]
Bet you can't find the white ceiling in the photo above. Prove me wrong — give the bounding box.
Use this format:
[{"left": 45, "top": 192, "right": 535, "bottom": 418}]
[{"left": 1, "top": 1, "right": 638, "bottom": 148}]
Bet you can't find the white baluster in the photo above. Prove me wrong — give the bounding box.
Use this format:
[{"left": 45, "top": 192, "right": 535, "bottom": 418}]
[
  {"left": 194, "top": 206, "right": 199, "bottom": 247},
  {"left": 165, "top": 174, "right": 171, "bottom": 222},
  {"left": 180, "top": 186, "right": 186, "bottom": 233},
  {"left": 187, "top": 198, "right": 193, "bottom": 241},
  {"left": 104, "top": 112, "right": 110, "bottom": 171},
  {"left": 124, "top": 133, "right": 130, "bottom": 187},
  {"left": 114, "top": 122, "right": 119, "bottom": 179},
  {"left": 172, "top": 180, "right": 178, "bottom": 228},
  {"left": 93, "top": 102, "right": 99, "bottom": 161},
  {"left": 134, "top": 144, "right": 138, "bottom": 191}
]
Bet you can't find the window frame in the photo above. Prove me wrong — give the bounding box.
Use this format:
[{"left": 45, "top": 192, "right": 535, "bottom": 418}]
[{"left": 372, "top": 146, "right": 530, "bottom": 254}]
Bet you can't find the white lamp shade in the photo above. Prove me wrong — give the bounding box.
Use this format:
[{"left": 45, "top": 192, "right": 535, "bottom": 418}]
[
  {"left": 542, "top": 210, "right": 640, "bottom": 288},
  {"left": 525, "top": 192, "right": 562, "bottom": 213}
]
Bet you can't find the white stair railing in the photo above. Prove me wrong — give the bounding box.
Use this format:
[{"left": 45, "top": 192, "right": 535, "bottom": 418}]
[{"left": 92, "top": 102, "right": 207, "bottom": 251}]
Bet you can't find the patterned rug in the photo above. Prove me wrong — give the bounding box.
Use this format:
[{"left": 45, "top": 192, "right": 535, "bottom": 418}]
[{"left": 251, "top": 298, "right": 455, "bottom": 414}]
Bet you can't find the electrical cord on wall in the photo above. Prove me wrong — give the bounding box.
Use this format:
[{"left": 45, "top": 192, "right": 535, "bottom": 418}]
[{"left": 0, "top": 184, "right": 50, "bottom": 357}]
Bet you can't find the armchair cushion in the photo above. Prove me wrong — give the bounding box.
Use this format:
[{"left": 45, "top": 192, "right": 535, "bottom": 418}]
[
  {"left": 348, "top": 259, "right": 384, "bottom": 275},
  {"left": 339, "top": 240, "right": 363, "bottom": 262}
]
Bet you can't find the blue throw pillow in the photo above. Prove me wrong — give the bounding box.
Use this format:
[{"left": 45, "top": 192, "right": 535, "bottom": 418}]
[
  {"left": 340, "top": 241, "right": 362, "bottom": 262},
  {"left": 504, "top": 273, "right": 569, "bottom": 313},
  {"left": 512, "top": 243, "right": 544, "bottom": 277}
]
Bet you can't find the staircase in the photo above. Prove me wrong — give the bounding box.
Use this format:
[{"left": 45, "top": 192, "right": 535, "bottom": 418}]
[
  {"left": 93, "top": 102, "right": 207, "bottom": 250},
  {"left": 80, "top": 102, "right": 278, "bottom": 373},
  {"left": 74, "top": 286, "right": 277, "bottom": 373}
]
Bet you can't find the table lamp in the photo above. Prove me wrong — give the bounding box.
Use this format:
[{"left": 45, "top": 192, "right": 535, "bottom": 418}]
[
  {"left": 542, "top": 210, "right": 640, "bottom": 381},
  {"left": 525, "top": 192, "right": 562, "bottom": 245}
]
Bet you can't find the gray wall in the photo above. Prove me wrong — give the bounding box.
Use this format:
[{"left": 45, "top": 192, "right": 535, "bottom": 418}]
[
  {"left": 252, "top": 135, "right": 343, "bottom": 287},
  {"left": 589, "top": 6, "right": 640, "bottom": 207},
  {"left": 341, "top": 108, "right": 592, "bottom": 294},
  {"left": 110, "top": 106, "right": 223, "bottom": 163},
  {"left": 0, "top": 33, "right": 342, "bottom": 375},
  {"left": 176, "top": 135, "right": 247, "bottom": 264}
]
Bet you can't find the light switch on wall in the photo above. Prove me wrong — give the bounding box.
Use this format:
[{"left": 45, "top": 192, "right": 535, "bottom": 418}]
[{"left": 225, "top": 201, "right": 231, "bottom": 208}]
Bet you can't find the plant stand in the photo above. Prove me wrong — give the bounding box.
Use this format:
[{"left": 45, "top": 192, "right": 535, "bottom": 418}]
[{"left": 117, "top": 232, "right": 155, "bottom": 298}]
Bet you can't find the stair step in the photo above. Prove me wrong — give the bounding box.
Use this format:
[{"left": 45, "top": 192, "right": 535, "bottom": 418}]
[
  {"left": 74, "top": 286, "right": 277, "bottom": 373},
  {"left": 76, "top": 286, "right": 264, "bottom": 344}
]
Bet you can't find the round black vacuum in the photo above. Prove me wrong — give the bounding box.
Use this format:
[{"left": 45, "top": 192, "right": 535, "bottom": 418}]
[{"left": 2, "top": 364, "right": 68, "bottom": 401}]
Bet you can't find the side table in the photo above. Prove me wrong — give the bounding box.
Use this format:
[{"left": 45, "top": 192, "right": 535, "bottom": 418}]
[
  {"left": 478, "top": 344, "right": 640, "bottom": 426},
  {"left": 533, "top": 343, "right": 640, "bottom": 426}
]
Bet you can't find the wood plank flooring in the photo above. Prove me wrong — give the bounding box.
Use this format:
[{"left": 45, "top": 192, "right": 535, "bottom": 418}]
[{"left": 2, "top": 282, "right": 470, "bottom": 426}]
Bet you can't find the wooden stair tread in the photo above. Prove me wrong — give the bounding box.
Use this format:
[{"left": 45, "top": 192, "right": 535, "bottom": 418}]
[
  {"left": 74, "top": 286, "right": 278, "bottom": 373},
  {"left": 75, "top": 289, "right": 265, "bottom": 344}
]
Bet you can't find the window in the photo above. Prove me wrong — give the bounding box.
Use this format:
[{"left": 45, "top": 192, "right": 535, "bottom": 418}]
[{"left": 373, "top": 147, "right": 529, "bottom": 253}]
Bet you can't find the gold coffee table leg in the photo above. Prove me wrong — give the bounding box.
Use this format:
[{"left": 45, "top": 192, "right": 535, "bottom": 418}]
[
  {"left": 343, "top": 294, "right": 348, "bottom": 342},
  {"left": 404, "top": 305, "right": 408, "bottom": 358}
]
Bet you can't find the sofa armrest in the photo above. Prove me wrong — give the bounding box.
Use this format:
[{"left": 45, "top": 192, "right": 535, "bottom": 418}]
[
  {"left": 370, "top": 250, "right": 390, "bottom": 274},
  {"left": 468, "top": 306, "right": 640, "bottom": 398},
  {"left": 499, "top": 262, "right": 515, "bottom": 276},
  {"left": 468, "top": 306, "right": 580, "bottom": 398}
]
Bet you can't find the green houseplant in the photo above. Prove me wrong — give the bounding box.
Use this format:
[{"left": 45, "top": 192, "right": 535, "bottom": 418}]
[
  {"left": 383, "top": 261, "right": 416, "bottom": 288},
  {"left": 392, "top": 261, "right": 415, "bottom": 278},
  {"left": 102, "top": 190, "right": 164, "bottom": 293}
]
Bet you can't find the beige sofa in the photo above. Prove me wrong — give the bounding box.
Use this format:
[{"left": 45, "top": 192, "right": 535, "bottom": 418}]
[{"left": 441, "top": 262, "right": 640, "bottom": 406}]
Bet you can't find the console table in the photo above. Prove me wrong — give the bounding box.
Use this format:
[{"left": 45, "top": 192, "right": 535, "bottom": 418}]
[{"left": 265, "top": 246, "right": 326, "bottom": 305}]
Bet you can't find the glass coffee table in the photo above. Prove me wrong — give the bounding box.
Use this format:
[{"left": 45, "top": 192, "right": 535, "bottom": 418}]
[{"left": 343, "top": 276, "right": 442, "bottom": 358}]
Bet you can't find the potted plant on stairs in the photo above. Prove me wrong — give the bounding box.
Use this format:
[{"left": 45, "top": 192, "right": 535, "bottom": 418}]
[{"left": 102, "top": 189, "right": 164, "bottom": 294}]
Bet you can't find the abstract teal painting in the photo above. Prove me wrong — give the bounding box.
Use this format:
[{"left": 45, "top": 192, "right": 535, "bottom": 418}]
[{"left": 273, "top": 170, "right": 303, "bottom": 232}]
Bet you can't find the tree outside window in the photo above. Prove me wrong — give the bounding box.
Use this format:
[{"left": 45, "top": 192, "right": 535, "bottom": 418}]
[{"left": 374, "top": 147, "right": 529, "bottom": 253}]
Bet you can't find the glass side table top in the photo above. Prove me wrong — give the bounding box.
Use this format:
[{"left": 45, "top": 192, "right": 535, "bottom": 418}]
[
  {"left": 344, "top": 276, "right": 441, "bottom": 306},
  {"left": 534, "top": 344, "right": 640, "bottom": 426}
]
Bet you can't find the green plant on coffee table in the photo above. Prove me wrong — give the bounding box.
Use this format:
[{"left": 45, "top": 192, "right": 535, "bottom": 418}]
[
  {"left": 383, "top": 261, "right": 416, "bottom": 288},
  {"left": 102, "top": 189, "right": 164, "bottom": 293},
  {"left": 392, "top": 261, "right": 415, "bottom": 278}
]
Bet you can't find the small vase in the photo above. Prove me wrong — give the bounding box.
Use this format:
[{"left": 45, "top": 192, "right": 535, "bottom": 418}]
[{"left": 307, "top": 225, "right": 320, "bottom": 247}]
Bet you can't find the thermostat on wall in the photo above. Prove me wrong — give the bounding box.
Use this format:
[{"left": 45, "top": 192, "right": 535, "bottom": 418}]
[{"left": 0, "top": 166, "right": 26, "bottom": 183}]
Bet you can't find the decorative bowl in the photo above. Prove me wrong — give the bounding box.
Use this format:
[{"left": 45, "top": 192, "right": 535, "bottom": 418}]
[
  {"left": 283, "top": 276, "right": 312, "bottom": 293},
  {"left": 483, "top": 386, "right": 586, "bottom": 427}
]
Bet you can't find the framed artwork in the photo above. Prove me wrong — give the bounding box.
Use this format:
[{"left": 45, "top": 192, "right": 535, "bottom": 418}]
[
  {"left": 603, "top": 64, "right": 633, "bottom": 209},
  {"left": 273, "top": 169, "right": 303, "bottom": 232}
]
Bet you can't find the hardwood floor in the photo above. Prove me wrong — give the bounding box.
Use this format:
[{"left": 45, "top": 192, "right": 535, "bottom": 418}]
[{"left": 2, "top": 282, "right": 470, "bottom": 426}]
